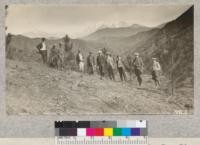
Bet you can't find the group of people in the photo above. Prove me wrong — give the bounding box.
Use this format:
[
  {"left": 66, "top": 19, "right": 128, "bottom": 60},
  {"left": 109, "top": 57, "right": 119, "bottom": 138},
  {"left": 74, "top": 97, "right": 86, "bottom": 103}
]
[
  {"left": 36, "top": 36, "right": 72, "bottom": 70},
  {"left": 36, "top": 37, "right": 161, "bottom": 88},
  {"left": 76, "top": 50, "right": 162, "bottom": 88}
]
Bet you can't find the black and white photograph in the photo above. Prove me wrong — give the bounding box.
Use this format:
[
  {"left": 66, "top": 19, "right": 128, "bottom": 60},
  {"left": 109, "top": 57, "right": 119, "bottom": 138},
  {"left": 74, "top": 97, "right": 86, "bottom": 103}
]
[{"left": 5, "top": 4, "right": 194, "bottom": 115}]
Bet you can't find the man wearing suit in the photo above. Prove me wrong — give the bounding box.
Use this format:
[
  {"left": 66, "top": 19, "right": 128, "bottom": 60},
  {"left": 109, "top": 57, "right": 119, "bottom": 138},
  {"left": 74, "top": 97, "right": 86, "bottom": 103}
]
[{"left": 133, "top": 52, "right": 144, "bottom": 86}]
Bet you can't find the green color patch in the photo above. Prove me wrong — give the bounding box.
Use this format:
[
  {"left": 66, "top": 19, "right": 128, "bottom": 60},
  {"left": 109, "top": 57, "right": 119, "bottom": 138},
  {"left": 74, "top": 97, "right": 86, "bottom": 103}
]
[{"left": 113, "top": 128, "right": 122, "bottom": 136}]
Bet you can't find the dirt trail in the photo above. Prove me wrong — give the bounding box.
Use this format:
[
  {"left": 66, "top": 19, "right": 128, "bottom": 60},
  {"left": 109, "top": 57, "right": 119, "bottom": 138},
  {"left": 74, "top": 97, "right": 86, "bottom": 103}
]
[{"left": 6, "top": 60, "right": 192, "bottom": 115}]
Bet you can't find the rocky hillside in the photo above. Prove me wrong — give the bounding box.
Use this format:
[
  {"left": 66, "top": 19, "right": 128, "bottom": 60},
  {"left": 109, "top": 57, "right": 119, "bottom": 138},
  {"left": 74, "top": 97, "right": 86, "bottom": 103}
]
[
  {"left": 6, "top": 59, "right": 193, "bottom": 115},
  {"left": 126, "top": 6, "right": 194, "bottom": 89}
]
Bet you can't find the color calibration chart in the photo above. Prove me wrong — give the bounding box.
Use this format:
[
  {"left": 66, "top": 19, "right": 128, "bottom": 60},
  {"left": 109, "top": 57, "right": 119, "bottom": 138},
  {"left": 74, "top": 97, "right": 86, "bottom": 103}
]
[{"left": 55, "top": 120, "right": 148, "bottom": 145}]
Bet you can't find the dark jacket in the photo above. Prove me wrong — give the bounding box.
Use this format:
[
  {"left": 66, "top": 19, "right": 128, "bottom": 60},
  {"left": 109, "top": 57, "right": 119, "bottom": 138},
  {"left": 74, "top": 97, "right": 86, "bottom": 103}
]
[
  {"left": 96, "top": 55, "right": 105, "bottom": 67},
  {"left": 133, "top": 57, "right": 144, "bottom": 70},
  {"left": 87, "top": 55, "right": 94, "bottom": 67}
]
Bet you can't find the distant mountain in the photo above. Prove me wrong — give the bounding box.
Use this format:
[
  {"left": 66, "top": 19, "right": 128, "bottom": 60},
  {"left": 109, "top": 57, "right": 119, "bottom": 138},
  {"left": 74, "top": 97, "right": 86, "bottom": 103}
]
[
  {"left": 22, "top": 31, "right": 66, "bottom": 39},
  {"left": 83, "top": 24, "right": 152, "bottom": 41}
]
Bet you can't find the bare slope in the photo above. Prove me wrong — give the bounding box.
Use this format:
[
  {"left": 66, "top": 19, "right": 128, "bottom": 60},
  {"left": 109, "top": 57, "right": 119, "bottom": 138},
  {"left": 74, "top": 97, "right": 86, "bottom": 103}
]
[{"left": 6, "top": 60, "right": 193, "bottom": 115}]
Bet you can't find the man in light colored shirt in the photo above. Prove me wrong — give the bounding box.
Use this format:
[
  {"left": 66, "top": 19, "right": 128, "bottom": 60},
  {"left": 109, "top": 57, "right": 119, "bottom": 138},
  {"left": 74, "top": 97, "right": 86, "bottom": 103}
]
[
  {"left": 37, "top": 38, "right": 47, "bottom": 63},
  {"left": 76, "top": 50, "right": 84, "bottom": 72}
]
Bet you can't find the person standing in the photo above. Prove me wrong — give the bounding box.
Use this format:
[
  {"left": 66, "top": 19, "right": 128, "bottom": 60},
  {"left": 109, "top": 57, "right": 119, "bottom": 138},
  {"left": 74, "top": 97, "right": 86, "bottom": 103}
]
[
  {"left": 49, "top": 44, "right": 60, "bottom": 69},
  {"left": 116, "top": 56, "right": 127, "bottom": 81},
  {"left": 87, "top": 52, "right": 95, "bottom": 75},
  {"left": 76, "top": 50, "right": 84, "bottom": 72},
  {"left": 133, "top": 52, "right": 144, "bottom": 86},
  {"left": 37, "top": 38, "right": 47, "bottom": 64},
  {"left": 96, "top": 51, "right": 105, "bottom": 79},
  {"left": 106, "top": 53, "right": 115, "bottom": 80},
  {"left": 127, "top": 55, "right": 134, "bottom": 81},
  {"left": 152, "top": 58, "right": 161, "bottom": 88},
  {"left": 58, "top": 43, "right": 64, "bottom": 70}
]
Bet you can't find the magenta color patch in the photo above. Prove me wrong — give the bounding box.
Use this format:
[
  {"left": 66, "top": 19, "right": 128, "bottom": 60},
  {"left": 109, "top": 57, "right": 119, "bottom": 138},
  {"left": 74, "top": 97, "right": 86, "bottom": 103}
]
[{"left": 86, "top": 128, "right": 94, "bottom": 136}]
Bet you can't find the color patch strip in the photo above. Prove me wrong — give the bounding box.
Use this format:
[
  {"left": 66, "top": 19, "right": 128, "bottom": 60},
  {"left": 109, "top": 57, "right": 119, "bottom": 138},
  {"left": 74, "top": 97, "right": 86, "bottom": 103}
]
[
  {"left": 57, "top": 128, "right": 145, "bottom": 136},
  {"left": 55, "top": 120, "right": 147, "bottom": 136}
]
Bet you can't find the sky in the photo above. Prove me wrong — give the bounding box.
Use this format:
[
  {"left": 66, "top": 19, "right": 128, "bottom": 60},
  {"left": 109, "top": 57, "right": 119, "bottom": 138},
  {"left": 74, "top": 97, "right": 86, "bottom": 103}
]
[{"left": 6, "top": 4, "right": 192, "bottom": 39}]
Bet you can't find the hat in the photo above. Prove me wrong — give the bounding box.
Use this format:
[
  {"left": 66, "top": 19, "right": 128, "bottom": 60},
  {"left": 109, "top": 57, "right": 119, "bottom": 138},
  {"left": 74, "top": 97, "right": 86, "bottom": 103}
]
[
  {"left": 134, "top": 52, "right": 139, "bottom": 56},
  {"left": 152, "top": 57, "right": 157, "bottom": 60},
  {"left": 98, "top": 50, "right": 102, "bottom": 53}
]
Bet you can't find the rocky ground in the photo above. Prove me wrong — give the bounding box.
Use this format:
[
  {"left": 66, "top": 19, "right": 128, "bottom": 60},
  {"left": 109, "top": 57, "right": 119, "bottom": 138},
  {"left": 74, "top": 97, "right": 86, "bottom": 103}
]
[{"left": 6, "top": 59, "right": 193, "bottom": 115}]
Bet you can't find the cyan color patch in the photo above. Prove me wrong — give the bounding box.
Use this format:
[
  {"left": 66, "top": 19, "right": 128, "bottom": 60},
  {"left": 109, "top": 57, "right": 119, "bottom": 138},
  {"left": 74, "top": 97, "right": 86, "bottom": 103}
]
[{"left": 122, "top": 128, "right": 131, "bottom": 136}]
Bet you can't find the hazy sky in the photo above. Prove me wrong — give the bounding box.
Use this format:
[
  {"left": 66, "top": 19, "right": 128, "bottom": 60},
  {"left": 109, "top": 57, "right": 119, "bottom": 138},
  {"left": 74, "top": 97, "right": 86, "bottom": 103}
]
[{"left": 6, "top": 5, "right": 191, "bottom": 38}]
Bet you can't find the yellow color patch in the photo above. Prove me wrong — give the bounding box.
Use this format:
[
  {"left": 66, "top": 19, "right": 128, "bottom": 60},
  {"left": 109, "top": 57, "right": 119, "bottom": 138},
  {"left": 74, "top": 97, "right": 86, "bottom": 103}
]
[{"left": 104, "top": 128, "right": 113, "bottom": 136}]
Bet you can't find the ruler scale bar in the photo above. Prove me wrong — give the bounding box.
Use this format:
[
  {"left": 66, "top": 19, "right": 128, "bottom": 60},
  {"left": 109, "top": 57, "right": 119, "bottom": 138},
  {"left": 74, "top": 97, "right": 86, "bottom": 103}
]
[{"left": 55, "top": 137, "right": 148, "bottom": 145}]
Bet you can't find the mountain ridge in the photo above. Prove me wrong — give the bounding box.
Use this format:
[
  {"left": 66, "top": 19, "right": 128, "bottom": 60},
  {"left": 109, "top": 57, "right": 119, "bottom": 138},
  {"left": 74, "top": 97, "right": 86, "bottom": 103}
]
[{"left": 83, "top": 24, "right": 152, "bottom": 41}]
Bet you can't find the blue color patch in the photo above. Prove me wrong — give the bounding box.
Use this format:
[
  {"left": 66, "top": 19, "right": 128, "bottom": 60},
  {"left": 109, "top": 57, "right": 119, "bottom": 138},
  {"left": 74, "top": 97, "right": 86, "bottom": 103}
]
[
  {"left": 122, "top": 128, "right": 131, "bottom": 136},
  {"left": 131, "top": 128, "right": 140, "bottom": 136}
]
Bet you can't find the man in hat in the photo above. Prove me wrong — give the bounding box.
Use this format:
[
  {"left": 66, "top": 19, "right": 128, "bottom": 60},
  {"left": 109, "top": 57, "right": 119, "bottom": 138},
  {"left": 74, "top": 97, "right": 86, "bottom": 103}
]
[
  {"left": 37, "top": 38, "right": 47, "bottom": 64},
  {"left": 152, "top": 57, "right": 161, "bottom": 88},
  {"left": 87, "top": 52, "right": 95, "bottom": 75},
  {"left": 133, "top": 52, "right": 144, "bottom": 86},
  {"left": 96, "top": 50, "right": 105, "bottom": 79}
]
